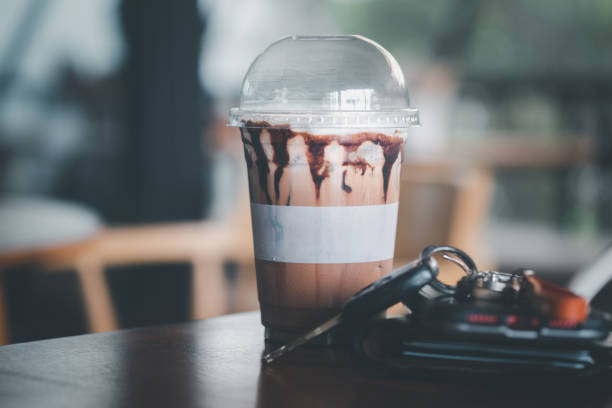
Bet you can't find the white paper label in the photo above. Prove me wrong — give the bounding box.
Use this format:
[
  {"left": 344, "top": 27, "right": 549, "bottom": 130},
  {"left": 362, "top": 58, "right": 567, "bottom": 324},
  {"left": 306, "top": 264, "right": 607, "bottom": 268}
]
[{"left": 251, "top": 203, "right": 398, "bottom": 264}]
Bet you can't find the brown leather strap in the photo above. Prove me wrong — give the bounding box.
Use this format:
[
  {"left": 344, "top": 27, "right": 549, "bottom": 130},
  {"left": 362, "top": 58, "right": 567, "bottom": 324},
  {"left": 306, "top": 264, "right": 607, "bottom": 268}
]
[{"left": 526, "top": 276, "right": 589, "bottom": 323}]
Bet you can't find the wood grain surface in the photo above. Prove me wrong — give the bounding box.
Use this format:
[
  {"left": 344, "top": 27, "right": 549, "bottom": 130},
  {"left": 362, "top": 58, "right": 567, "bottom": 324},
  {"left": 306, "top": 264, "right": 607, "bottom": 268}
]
[{"left": 0, "top": 311, "right": 610, "bottom": 408}]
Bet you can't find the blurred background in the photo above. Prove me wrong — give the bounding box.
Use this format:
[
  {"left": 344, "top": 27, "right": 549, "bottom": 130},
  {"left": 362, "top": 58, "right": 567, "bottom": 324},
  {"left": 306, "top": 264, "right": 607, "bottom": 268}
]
[{"left": 0, "top": 0, "right": 611, "bottom": 344}]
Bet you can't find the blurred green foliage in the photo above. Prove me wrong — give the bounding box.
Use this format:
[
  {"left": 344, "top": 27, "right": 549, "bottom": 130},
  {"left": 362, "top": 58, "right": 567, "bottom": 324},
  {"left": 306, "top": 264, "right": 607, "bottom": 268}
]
[{"left": 330, "top": 0, "right": 612, "bottom": 72}]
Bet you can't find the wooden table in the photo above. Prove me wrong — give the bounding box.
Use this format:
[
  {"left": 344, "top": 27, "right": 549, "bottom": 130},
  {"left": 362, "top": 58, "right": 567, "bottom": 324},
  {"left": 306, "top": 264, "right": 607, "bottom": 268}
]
[{"left": 0, "top": 312, "right": 610, "bottom": 408}]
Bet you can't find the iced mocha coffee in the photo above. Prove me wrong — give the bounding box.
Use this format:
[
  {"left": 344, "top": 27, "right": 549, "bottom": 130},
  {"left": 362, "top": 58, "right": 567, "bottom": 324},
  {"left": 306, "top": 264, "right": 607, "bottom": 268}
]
[
  {"left": 228, "top": 35, "right": 420, "bottom": 340},
  {"left": 242, "top": 121, "right": 405, "bottom": 337}
]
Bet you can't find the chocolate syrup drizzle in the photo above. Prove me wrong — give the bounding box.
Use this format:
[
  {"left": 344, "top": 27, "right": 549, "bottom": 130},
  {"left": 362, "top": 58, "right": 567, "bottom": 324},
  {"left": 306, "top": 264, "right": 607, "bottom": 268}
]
[
  {"left": 341, "top": 170, "right": 352, "bottom": 193},
  {"left": 268, "top": 126, "right": 292, "bottom": 201},
  {"left": 381, "top": 142, "right": 401, "bottom": 202},
  {"left": 242, "top": 126, "right": 272, "bottom": 204},
  {"left": 305, "top": 138, "right": 330, "bottom": 199},
  {"left": 243, "top": 121, "right": 403, "bottom": 203},
  {"left": 343, "top": 158, "right": 373, "bottom": 176},
  {"left": 241, "top": 143, "right": 255, "bottom": 201}
]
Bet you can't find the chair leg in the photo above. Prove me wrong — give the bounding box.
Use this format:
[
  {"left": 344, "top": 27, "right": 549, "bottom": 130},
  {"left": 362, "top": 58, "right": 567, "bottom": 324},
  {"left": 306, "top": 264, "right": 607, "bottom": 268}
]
[
  {"left": 75, "top": 260, "right": 118, "bottom": 333},
  {"left": 0, "top": 272, "right": 9, "bottom": 345},
  {"left": 191, "top": 258, "right": 228, "bottom": 320}
]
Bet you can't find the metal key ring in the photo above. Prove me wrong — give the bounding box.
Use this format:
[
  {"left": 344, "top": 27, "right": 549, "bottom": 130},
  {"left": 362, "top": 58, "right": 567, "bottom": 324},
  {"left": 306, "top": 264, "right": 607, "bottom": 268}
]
[{"left": 419, "top": 245, "right": 479, "bottom": 294}]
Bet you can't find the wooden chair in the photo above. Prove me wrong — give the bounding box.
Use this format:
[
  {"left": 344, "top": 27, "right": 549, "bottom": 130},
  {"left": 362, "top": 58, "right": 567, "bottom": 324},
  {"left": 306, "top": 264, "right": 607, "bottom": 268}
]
[
  {"left": 0, "top": 194, "right": 257, "bottom": 342},
  {"left": 42, "top": 191, "right": 256, "bottom": 334},
  {"left": 0, "top": 197, "right": 103, "bottom": 344},
  {"left": 394, "top": 162, "right": 495, "bottom": 284}
]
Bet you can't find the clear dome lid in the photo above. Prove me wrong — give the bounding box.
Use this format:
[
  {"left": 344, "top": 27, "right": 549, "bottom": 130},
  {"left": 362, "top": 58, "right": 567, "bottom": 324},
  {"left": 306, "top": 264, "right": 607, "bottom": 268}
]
[{"left": 228, "top": 35, "right": 419, "bottom": 129}]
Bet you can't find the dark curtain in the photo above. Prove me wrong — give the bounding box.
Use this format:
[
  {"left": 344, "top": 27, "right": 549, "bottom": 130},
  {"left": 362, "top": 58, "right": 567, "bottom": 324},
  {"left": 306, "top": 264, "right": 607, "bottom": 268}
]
[{"left": 120, "top": 0, "right": 211, "bottom": 223}]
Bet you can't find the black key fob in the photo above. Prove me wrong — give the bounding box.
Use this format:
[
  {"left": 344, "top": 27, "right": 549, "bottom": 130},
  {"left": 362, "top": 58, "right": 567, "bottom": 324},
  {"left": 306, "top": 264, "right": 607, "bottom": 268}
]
[{"left": 341, "top": 258, "right": 438, "bottom": 322}]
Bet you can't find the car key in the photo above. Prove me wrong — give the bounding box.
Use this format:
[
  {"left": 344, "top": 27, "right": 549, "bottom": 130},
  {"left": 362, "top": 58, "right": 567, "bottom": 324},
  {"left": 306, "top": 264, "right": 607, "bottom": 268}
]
[{"left": 262, "top": 256, "right": 438, "bottom": 364}]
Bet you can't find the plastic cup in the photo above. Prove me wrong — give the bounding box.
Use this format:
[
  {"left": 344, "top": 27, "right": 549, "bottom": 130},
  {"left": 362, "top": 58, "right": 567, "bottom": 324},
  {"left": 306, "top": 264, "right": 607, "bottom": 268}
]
[{"left": 228, "top": 35, "right": 420, "bottom": 341}]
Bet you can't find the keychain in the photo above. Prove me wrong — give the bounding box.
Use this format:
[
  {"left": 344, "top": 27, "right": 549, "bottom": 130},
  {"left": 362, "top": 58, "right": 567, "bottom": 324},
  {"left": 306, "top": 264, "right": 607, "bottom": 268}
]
[
  {"left": 410, "top": 246, "right": 606, "bottom": 343},
  {"left": 262, "top": 245, "right": 611, "bottom": 366}
]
